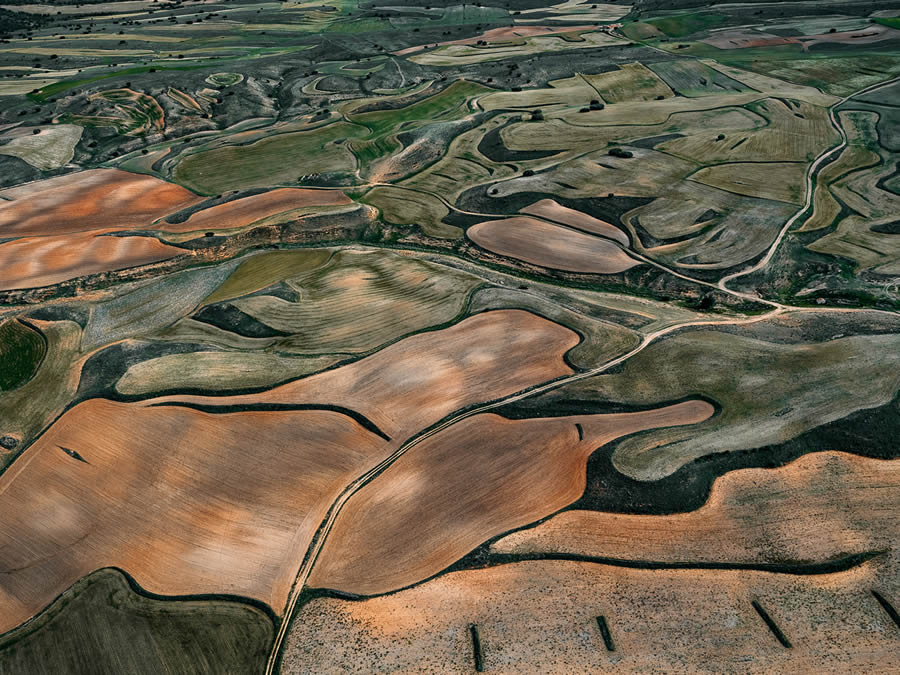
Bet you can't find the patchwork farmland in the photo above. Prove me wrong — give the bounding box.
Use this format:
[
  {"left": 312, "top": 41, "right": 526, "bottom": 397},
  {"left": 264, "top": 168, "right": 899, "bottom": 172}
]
[{"left": 0, "top": 0, "right": 899, "bottom": 672}]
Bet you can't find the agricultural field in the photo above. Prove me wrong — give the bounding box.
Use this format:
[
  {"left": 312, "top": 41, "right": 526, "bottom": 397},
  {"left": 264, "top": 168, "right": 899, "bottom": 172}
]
[{"left": 0, "top": 0, "right": 899, "bottom": 672}]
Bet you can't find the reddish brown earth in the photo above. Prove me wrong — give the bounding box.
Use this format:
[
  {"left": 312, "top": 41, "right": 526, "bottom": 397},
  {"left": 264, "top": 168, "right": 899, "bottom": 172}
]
[
  {"left": 163, "top": 188, "right": 352, "bottom": 233},
  {"left": 307, "top": 401, "right": 714, "bottom": 596},
  {"left": 0, "top": 169, "right": 201, "bottom": 237},
  {"left": 0, "top": 231, "right": 184, "bottom": 289},
  {"left": 468, "top": 217, "right": 640, "bottom": 274},
  {"left": 520, "top": 198, "right": 630, "bottom": 245},
  {"left": 0, "top": 399, "right": 387, "bottom": 632},
  {"left": 0, "top": 311, "right": 581, "bottom": 628}
]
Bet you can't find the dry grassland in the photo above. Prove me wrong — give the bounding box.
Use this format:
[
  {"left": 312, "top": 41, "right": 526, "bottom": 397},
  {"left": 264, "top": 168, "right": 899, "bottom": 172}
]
[
  {"left": 115, "top": 351, "right": 340, "bottom": 396},
  {"left": 504, "top": 104, "right": 761, "bottom": 152},
  {"left": 285, "top": 555, "right": 900, "bottom": 673},
  {"left": 492, "top": 451, "right": 899, "bottom": 564},
  {"left": 409, "top": 31, "right": 622, "bottom": 66},
  {"left": 660, "top": 98, "right": 838, "bottom": 163},
  {"left": 0, "top": 124, "right": 83, "bottom": 170},
  {"left": 0, "top": 319, "right": 82, "bottom": 465},
  {"left": 230, "top": 250, "right": 481, "bottom": 354},
  {"left": 800, "top": 111, "right": 880, "bottom": 232},
  {"left": 581, "top": 62, "right": 675, "bottom": 103},
  {"left": 690, "top": 161, "right": 806, "bottom": 204}
]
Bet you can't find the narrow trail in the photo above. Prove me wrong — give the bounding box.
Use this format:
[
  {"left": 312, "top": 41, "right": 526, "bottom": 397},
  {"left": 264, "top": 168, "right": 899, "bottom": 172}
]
[
  {"left": 718, "top": 74, "right": 900, "bottom": 293},
  {"left": 264, "top": 73, "right": 900, "bottom": 674}
]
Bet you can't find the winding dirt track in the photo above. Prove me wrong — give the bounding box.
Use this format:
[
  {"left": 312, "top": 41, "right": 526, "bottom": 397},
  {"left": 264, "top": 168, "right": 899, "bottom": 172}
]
[
  {"left": 264, "top": 73, "right": 900, "bottom": 674},
  {"left": 718, "top": 75, "right": 900, "bottom": 293}
]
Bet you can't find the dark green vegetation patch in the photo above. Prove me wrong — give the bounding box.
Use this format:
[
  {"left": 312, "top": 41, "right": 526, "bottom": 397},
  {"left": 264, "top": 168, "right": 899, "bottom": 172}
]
[
  {"left": 0, "top": 319, "right": 45, "bottom": 392},
  {"left": 0, "top": 568, "right": 274, "bottom": 675}
]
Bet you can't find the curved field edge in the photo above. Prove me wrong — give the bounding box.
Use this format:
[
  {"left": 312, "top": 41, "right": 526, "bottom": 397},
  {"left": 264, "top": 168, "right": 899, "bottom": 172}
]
[
  {"left": 0, "top": 567, "right": 274, "bottom": 675},
  {"left": 0, "top": 318, "right": 46, "bottom": 391}
]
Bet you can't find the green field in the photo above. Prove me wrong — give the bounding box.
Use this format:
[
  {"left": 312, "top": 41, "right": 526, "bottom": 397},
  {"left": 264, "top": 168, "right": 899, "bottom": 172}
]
[
  {"left": 0, "top": 568, "right": 273, "bottom": 675},
  {"left": 173, "top": 121, "right": 367, "bottom": 194},
  {"left": 0, "top": 319, "right": 45, "bottom": 391}
]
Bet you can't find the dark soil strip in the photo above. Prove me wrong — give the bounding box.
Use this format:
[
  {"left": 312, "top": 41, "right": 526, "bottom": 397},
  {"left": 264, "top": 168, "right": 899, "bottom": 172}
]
[
  {"left": 751, "top": 600, "right": 791, "bottom": 648},
  {"left": 192, "top": 304, "right": 291, "bottom": 339},
  {"left": 162, "top": 188, "right": 269, "bottom": 225},
  {"left": 575, "top": 423, "right": 584, "bottom": 441},
  {"left": 469, "top": 623, "right": 485, "bottom": 672},
  {"left": 630, "top": 133, "right": 683, "bottom": 149},
  {"left": 148, "top": 401, "right": 391, "bottom": 442},
  {"left": 455, "top": 188, "right": 652, "bottom": 230},
  {"left": 58, "top": 446, "right": 88, "bottom": 464},
  {"left": 596, "top": 616, "right": 615, "bottom": 652},
  {"left": 485, "top": 550, "right": 880, "bottom": 576},
  {"left": 871, "top": 220, "right": 900, "bottom": 234},
  {"left": 566, "top": 392, "right": 900, "bottom": 516},
  {"left": 477, "top": 121, "right": 558, "bottom": 163},
  {"left": 871, "top": 591, "right": 900, "bottom": 631}
]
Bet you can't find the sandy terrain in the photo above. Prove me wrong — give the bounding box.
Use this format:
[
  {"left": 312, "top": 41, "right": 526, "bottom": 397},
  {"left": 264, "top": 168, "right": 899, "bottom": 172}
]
[
  {"left": 0, "top": 169, "right": 201, "bottom": 237},
  {"left": 468, "top": 217, "right": 640, "bottom": 273},
  {"left": 520, "top": 199, "right": 630, "bottom": 245},
  {"left": 0, "top": 400, "right": 388, "bottom": 632},
  {"left": 165, "top": 187, "right": 351, "bottom": 233},
  {"left": 308, "top": 401, "right": 714, "bottom": 596},
  {"left": 0, "top": 232, "right": 183, "bottom": 289},
  {"left": 492, "top": 452, "right": 899, "bottom": 564},
  {"left": 285, "top": 555, "right": 900, "bottom": 673}
]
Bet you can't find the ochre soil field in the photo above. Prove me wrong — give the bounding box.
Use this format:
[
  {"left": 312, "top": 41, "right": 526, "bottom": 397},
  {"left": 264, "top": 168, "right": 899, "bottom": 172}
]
[
  {"left": 0, "top": 310, "right": 581, "bottom": 631},
  {"left": 0, "top": 231, "right": 184, "bottom": 289},
  {"left": 492, "top": 451, "right": 899, "bottom": 564},
  {"left": 163, "top": 188, "right": 352, "bottom": 233},
  {"left": 0, "top": 169, "right": 201, "bottom": 237},
  {"left": 307, "top": 401, "right": 714, "bottom": 596},
  {"left": 468, "top": 217, "right": 640, "bottom": 274},
  {"left": 285, "top": 556, "right": 900, "bottom": 673},
  {"left": 154, "top": 310, "right": 579, "bottom": 441},
  {"left": 519, "top": 199, "right": 629, "bottom": 245},
  {"left": 0, "top": 399, "right": 387, "bottom": 633}
]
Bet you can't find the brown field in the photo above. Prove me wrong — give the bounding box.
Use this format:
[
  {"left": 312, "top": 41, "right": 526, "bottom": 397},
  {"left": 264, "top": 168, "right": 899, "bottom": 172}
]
[
  {"left": 162, "top": 188, "right": 352, "bottom": 233},
  {"left": 468, "top": 217, "right": 640, "bottom": 274},
  {"left": 0, "top": 399, "right": 388, "bottom": 633},
  {"left": 153, "top": 310, "right": 579, "bottom": 441},
  {"left": 285, "top": 555, "right": 899, "bottom": 673},
  {"left": 492, "top": 451, "right": 899, "bottom": 564},
  {"left": 307, "top": 401, "right": 714, "bottom": 596},
  {"left": 0, "top": 169, "right": 201, "bottom": 237},
  {"left": 0, "top": 231, "right": 184, "bottom": 289},
  {"left": 519, "top": 199, "right": 630, "bottom": 245}
]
